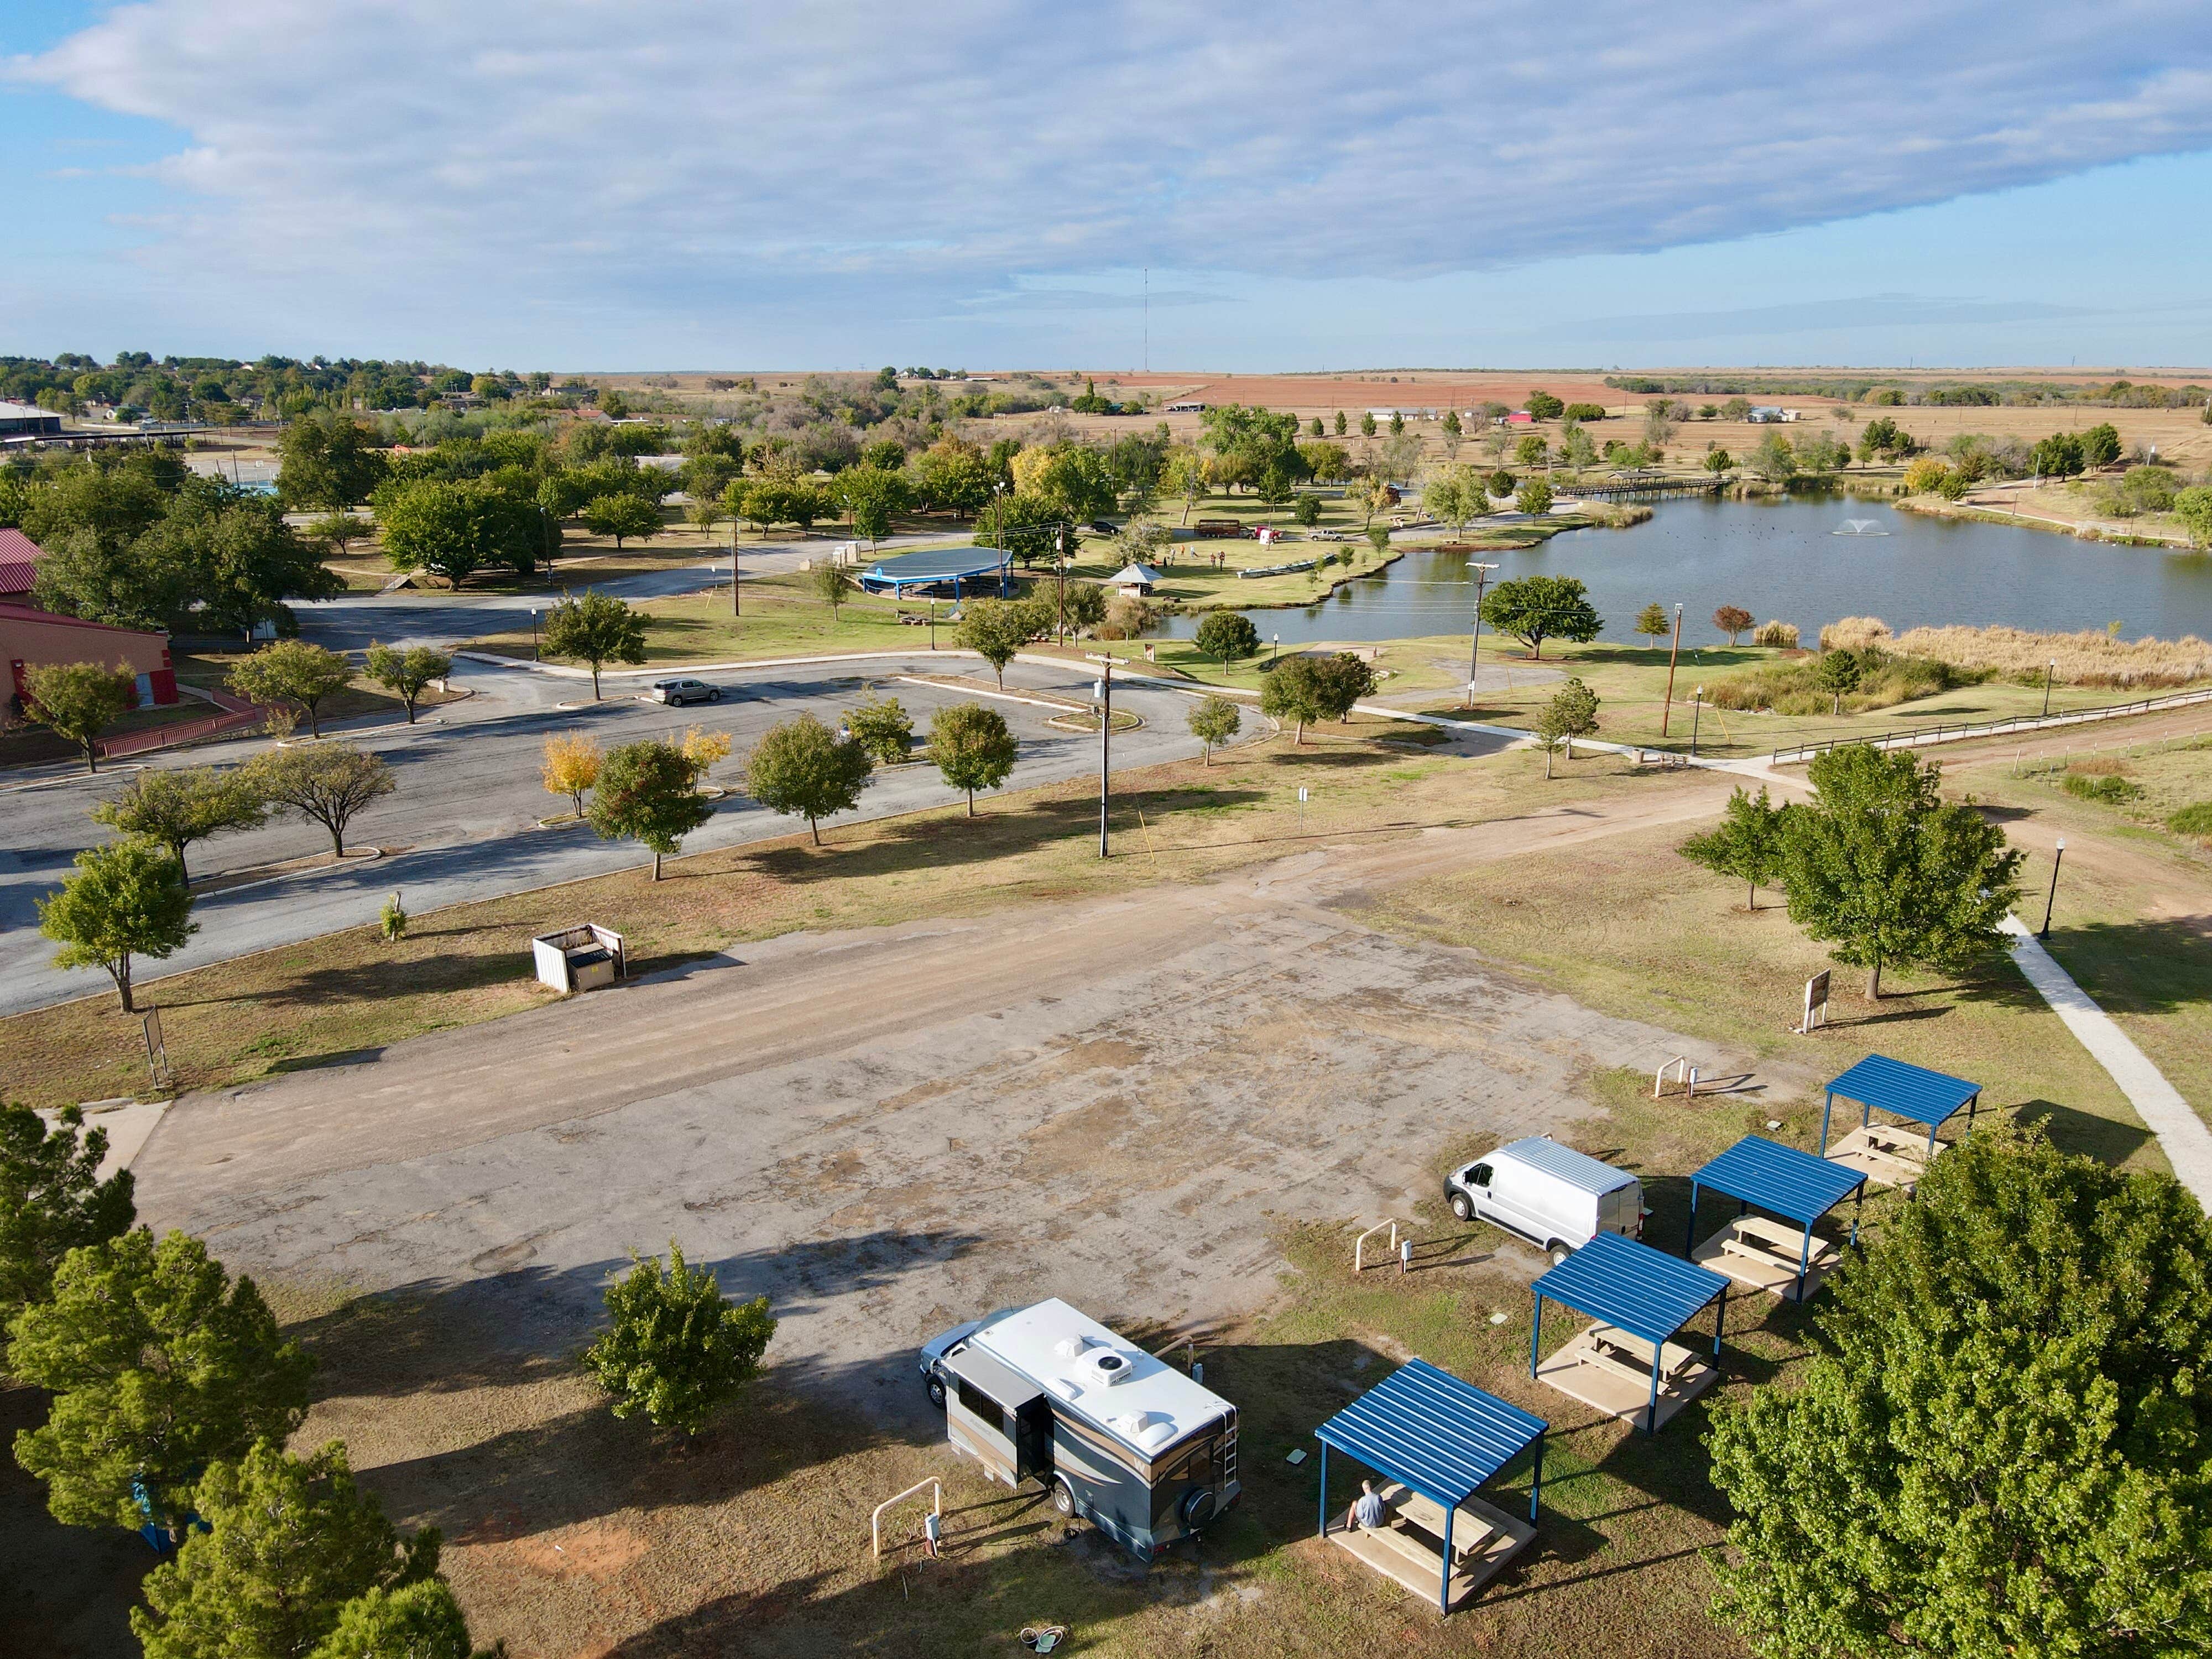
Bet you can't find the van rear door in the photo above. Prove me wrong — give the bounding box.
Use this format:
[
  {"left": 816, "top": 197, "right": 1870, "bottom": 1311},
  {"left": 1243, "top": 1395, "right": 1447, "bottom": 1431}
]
[{"left": 1598, "top": 1180, "right": 1642, "bottom": 1238}]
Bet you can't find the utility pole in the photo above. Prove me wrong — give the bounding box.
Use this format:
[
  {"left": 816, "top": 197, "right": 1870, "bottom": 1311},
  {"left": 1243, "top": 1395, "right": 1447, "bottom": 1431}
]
[
  {"left": 1094, "top": 656, "right": 1114, "bottom": 858},
  {"left": 731, "top": 524, "right": 740, "bottom": 617},
  {"left": 1464, "top": 560, "right": 1499, "bottom": 708},
  {"left": 1056, "top": 529, "right": 1068, "bottom": 644},
  {"left": 1660, "top": 603, "right": 1684, "bottom": 737}
]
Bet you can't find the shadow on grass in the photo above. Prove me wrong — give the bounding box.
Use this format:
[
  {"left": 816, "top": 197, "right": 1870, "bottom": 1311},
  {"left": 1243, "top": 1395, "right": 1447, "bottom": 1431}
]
[
  {"left": 2015, "top": 1098, "right": 2154, "bottom": 1165},
  {"left": 0, "top": 1383, "right": 155, "bottom": 1659},
  {"left": 2043, "top": 916, "right": 2212, "bottom": 1016}
]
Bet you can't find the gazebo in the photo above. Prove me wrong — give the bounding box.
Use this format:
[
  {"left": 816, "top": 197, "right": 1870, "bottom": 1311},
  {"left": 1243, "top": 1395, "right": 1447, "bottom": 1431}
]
[
  {"left": 1820, "top": 1054, "right": 1984, "bottom": 1188},
  {"left": 1687, "top": 1135, "right": 1868, "bottom": 1302},
  {"left": 1528, "top": 1233, "right": 1730, "bottom": 1434},
  {"left": 1312, "top": 1358, "right": 1546, "bottom": 1613}
]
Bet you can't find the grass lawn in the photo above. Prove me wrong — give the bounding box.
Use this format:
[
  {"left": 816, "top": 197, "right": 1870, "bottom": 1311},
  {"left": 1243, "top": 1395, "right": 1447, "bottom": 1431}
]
[
  {"left": 1, "top": 722, "right": 1672, "bottom": 1110},
  {"left": 172, "top": 649, "right": 461, "bottom": 729},
  {"left": 1943, "top": 732, "right": 2212, "bottom": 1120},
  {"left": 1352, "top": 820, "right": 2159, "bottom": 1171},
  {"left": 467, "top": 572, "right": 949, "bottom": 664}
]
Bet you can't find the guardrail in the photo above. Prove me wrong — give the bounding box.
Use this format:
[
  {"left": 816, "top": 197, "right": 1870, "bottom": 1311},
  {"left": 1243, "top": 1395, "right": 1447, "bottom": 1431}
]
[
  {"left": 98, "top": 706, "right": 265, "bottom": 760},
  {"left": 1769, "top": 685, "right": 2212, "bottom": 766}
]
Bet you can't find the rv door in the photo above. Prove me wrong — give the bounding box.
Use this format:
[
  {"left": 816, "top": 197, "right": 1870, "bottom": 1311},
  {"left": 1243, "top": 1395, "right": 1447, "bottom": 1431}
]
[{"left": 1014, "top": 1396, "right": 1055, "bottom": 1484}]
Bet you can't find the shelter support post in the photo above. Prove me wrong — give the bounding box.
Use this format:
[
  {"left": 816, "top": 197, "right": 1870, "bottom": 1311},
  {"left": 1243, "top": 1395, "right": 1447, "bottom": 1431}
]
[
  {"left": 1441, "top": 1505, "right": 1454, "bottom": 1613},
  {"left": 1316, "top": 1442, "right": 1328, "bottom": 1539},
  {"left": 1528, "top": 1291, "right": 1542, "bottom": 1377},
  {"left": 1647, "top": 1350, "right": 1662, "bottom": 1436},
  {"left": 1713, "top": 1283, "right": 1728, "bottom": 1359},
  {"left": 1528, "top": 1436, "right": 1544, "bottom": 1524},
  {"left": 1820, "top": 1089, "right": 1834, "bottom": 1155},
  {"left": 1797, "top": 1227, "right": 1812, "bottom": 1301},
  {"left": 1684, "top": 1181, "right": 1700, "bottom": 1256},
  {"left": 1851, "top": 1186, "right": 1864, "bottom": 1249}
]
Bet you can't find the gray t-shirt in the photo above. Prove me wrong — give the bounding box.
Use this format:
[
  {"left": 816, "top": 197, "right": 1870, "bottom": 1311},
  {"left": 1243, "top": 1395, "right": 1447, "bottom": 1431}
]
[{"left": 1352, "top": 1490, "right": 1385, "bottom": 1530}]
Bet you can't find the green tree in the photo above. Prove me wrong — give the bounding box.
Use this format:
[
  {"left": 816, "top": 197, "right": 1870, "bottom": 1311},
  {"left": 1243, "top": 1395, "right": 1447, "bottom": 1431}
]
[
  {"left": 587, "top": 739, "right": 713, "bottom": 880},
  {"left": 1713, "top": 604, "right": 1754, "bottom": 644},
  {"left": 927, "top": 702, "right": 1018, "bottom": 815},
  {"left": 1525, "top": 390, "right": 1564, "bottom": 421},
  {"left": 1707, "top": 1126, "right": 2212, "bottom": 1659},
  {"left": 1193, "top": 611, "right": 1261, "bottom": 671},
  {"left": 134, "top": 1439, "right": 440, "bottom": 1659},
  {"left": 1780, "top": 744, "right": 2022, "bottom": 998},
  {"left": 1188, "top": 693, "right": 1240, "bottom": 765},
  {"left": 36, "top": 838, "right": 195, "bottom": 1011},
  {"left": 2174, "top": 485, "right": 2212, "bottom": 547},
  {"left": 247, "top": 743, "right": 396, "bottom": 859},
  {"left": 1260, "top": 656, "right": 1324, "bottom": 745},
  {"left": 90, "top": 766, "right": 265, "bottom": 883},
  {"left": 582, "top": 1241, "right": 776, "bottom": 1435},
  {"left": 1704, "top": 446, "right": 1735, "bottom": 478},
  {"left": 1514, "top": 477, "right": 1553, "bottom": 515},
  {"left": 808, "top": 559, "right": 854, "bottom": 622},
  {"left": 308, "top": 1580, "right": 477, "bottom": 1659},
  {"left": 954, "top": 596, "right": 1031, "bottom": 688},
  {"left": 362, "top": 643, "right": 451, "bottom": 725},
  {"left": 834, "top": 465, "right": 912, "bottom": 547},
  {"left": 1533, "top": 677, "right": 1600, "bottom": 776},
  {"left": 1485, "top": 468, "right": 1516, "bottom": 503},
  {"left": 277, "top": 416, "right": 387, "bottom": 510},
  {"left": 140, "top": 488, "right": 341, "bottom": 639},
  {"left": 744, "top": 712, "right": 874, "bottom": 847},
  {"left": 1310, "top": 653, "right": 1376, "bottom": 722},
  {"left": 1812, "top": 649, "right": 1863, "bottom": 714},
  {"left": 1333, "top": 410, "right": 1348, "bottom": 435},
  {"left": 225, "top": 639, "right": 354, "bottom": 738},
  {"left": 9, "top": 1228, "right": 311, "bottom": 1531},
  {"left": 1678, "top": 785, "right": 1786, "bottom": 908},
  {"left": 0, "top": 1103, "right": 135, "bottom": 1340},
  {"left": 580, "top": 492, "right": 662, "bottom": 550},
  {"left": 1360, "top": 411, "right": 1378, "bottom": 437},
  {"left": 372, "top": 478, "right": 541, "bottom": 586},
  {"left": 22, "top": 660, "right": 134, "bottom": 773},
  {"left": 540, "top": 589, "right": 648, "bottom": 699},
  {"left": 1293, "top": 493, "right": 1322, "bottom": 528},
  {"left": 2080, "top": 421, "right": 2123, "bottom": 471},
  {"left": 1479, "top": 574, "right": 1601, "bottom": 660},
  {"left": 844, "top": 695, "right": 914, "bottom": 765},
  {"left": 1634, "top": 602, "right": 1672, "bottom": 645}
]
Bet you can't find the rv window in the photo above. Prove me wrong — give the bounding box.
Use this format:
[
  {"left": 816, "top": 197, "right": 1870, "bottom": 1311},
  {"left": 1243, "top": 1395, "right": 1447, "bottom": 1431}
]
[{"left": 955, "top": 1378, "right": 1005, "bottom": 1434}]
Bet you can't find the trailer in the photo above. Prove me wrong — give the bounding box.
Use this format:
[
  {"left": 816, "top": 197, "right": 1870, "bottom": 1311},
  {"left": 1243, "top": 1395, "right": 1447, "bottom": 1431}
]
[{"left": 919, "top": 1299, "right": 1239, "bottom": 1561}]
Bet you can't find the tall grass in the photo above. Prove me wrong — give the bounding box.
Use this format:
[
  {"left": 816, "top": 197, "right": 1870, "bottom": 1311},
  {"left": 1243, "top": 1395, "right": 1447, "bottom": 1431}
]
[
  {"left": 1706, "top": 646, "right": 1983, "bottom": 715},
  {"left": 1881, "top": 622, "right": 2212, "bottom": 688}
]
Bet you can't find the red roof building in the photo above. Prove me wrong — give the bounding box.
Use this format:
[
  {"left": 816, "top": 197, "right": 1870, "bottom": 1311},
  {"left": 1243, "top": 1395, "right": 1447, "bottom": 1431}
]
[
  {"left": 0, "top": 528, "right": 41, "bottom": 600},
  {"left": 2, "top": 602, "right": 179, "bottom": 712}
]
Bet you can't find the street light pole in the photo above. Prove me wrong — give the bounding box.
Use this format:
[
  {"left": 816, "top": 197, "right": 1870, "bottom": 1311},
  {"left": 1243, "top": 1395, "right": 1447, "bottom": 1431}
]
[
  {"left": 731, "top": 524, "right": 740, "bottom": 617},
  {"left": 1096, "top": 658, "right": 1113, "bottom": 858},
  {"left": 1690, "top": 686, "right": 1704, "bottom": 757},
  {"left": 1660, "top": 603, "right": 1684, "bottom": 737},
  {"left": 531, "top": 608, "right": 541, "bottom": 660},
  {"left": 1464, "top": 560, "right": 1500, "bottom": 709},
  {"left": 2040, "top": 837, "right": 2065, "bottom": 938},
  {"left": 2042, "top": 658, "right": 2056, "bottom": 718}
]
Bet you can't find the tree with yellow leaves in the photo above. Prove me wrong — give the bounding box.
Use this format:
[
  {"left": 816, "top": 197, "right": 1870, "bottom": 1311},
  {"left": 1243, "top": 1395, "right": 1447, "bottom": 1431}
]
[
  {"left": 680, "top": 724, "right": 732, "bottom": 781},
  {"left": 541, "top": 730, "right": 602, "bottom": 819}
]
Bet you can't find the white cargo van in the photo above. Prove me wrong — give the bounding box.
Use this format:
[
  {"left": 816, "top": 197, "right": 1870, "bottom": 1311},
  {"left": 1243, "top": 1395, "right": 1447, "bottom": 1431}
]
[{"left": 1443, "top": 1136, "right": 1646, "bottom": 1264}]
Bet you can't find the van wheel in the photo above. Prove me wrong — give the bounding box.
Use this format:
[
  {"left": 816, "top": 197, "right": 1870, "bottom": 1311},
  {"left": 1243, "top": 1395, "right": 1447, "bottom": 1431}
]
[
  {"left": 1449, "top": 1193, "right": 1473, "bottom": 1222},
  {"left": 1050, "top": 1476, "right": 1077, "bottom": 1518},
  {"left": 1547, "top": 1241, "right": 1572, "bottom": 1267},
  {"left": 925, "top": 1373, "right": 946, "bottom": 1410}
]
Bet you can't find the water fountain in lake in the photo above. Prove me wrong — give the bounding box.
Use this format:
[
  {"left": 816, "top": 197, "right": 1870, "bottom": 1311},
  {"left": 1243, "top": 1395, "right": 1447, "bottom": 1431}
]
[{"left": 1833, "top": 518, "right": 1890, "bottom": 535}]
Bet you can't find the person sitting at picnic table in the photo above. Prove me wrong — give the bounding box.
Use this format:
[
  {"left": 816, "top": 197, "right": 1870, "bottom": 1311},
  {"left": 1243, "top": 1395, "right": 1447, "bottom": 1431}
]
[{"left": 1352, "top": 1479, "right": 1386, "bottom": 1531}]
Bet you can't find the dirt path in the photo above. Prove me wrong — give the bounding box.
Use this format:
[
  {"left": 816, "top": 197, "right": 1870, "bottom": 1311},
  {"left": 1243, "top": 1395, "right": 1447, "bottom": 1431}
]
[{"left": 134, "top": 774, "right": 1734, "bottom": 1412}]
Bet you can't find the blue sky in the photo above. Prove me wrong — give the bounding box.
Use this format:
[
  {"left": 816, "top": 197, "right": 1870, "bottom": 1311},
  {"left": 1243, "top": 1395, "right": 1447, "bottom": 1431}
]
[{"left": 6, "top": 1, "right": 2212, "bottom": 372}]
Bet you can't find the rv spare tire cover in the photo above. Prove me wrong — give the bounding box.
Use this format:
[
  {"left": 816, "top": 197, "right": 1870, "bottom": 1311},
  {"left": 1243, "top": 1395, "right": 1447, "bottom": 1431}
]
[{"left": 1181, "top": 1486, "right": 1217, "bottom": 1528}]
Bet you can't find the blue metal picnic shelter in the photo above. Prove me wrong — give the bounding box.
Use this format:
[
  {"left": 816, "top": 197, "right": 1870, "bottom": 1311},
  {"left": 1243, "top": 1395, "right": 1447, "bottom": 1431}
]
[
  {"left": 1313, "top": 1358, "right": 1547, "bottom": 1613},
  {"left": 1528, "top": 1232, "right": 1730, "bottom": 1434},
  {"left": 1819, "top": 1053, "right": 1984, "bottom": 1158},
  {"left": 1687, "top": 1135, "right": 1869, "bottom": 1298}
]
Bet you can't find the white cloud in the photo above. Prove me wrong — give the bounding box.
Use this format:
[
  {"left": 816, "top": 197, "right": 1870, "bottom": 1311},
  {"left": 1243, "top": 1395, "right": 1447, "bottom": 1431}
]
[{"left": 11, "top": 1, "right": 2212, "bottom": 353}]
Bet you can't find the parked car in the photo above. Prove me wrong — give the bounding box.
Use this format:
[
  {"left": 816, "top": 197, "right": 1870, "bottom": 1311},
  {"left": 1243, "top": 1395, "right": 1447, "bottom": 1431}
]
[
  {"left": 650, "top": 677, "right": 722, "bottom": 706},
  {"left": 1088, "top": 519, "right": 1120, "bottom": 535},
  {"left": 1443, "top": 1136, "right": 1647, "bottom": 1265}
]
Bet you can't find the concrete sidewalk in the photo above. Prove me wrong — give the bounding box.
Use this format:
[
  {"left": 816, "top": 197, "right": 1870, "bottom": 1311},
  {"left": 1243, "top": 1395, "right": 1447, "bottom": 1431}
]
[{"left": 2002, "top": 916, "right": 2212, "bottom": 1209}]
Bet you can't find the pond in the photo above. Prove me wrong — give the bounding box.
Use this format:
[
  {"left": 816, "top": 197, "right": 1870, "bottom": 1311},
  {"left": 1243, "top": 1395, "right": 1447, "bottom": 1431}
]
[{"left": 1152, "top": 494, "right": 2212, "bottom": 649}]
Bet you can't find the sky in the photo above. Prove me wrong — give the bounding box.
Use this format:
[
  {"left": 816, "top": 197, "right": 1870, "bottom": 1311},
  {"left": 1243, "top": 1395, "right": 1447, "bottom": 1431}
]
[{"left": 6, "top": 1, "right": 2212, "bottom": 373}]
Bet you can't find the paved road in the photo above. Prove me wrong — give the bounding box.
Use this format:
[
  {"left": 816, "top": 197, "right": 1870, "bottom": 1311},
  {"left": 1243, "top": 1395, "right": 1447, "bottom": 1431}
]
[{"left": 0, "top": 653, "right": 1239, "bottom": 1017}]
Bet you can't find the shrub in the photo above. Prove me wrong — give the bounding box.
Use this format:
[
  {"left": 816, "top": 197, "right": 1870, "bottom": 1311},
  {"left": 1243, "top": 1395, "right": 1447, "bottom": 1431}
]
[
  {"left": 1706, "top": 648, "right": 1981, "bottom": 716},
  {"left": 2063, "top": 773, "right": 2142, "bottom": 804},
  {"left": 2169, "top": 801, "right": 2212, "bottom": 837},
  {"left": 1751, "top": 619, "right": 1799, "bottom": 648},
  {"left": 1886, "top": 623, "right": 2212, "bottom": 689}
]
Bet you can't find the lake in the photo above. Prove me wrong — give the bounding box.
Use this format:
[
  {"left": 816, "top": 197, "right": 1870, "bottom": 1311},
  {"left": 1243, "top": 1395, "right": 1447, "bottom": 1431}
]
[{"left": 1154, "top": 494, "right": 2212, "bottom": 648}]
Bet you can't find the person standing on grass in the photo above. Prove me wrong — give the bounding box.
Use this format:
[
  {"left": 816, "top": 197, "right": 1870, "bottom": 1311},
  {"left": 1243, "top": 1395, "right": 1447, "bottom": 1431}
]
[{"left": 1353, "top": 1479, "right": 1386, "bottom": 1531}]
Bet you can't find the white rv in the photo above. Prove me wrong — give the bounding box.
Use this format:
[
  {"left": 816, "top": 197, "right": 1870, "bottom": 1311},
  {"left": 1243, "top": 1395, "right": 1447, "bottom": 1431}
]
[
  {"left": 1443, "top": 1136, "right": 1647, "bottom": 1264},
  {"left": 917, "top": 1299, "right": 1240, "bottom": 1560}
]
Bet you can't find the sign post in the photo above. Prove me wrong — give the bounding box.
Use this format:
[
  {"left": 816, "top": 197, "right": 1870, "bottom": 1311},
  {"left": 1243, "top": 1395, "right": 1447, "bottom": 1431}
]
[
  {"left": 142, "top": 1005, "right": 170, "bottom": 1089},
  {"left": 1797, "top": 971, "right": 1830, "bottom": 1035}
]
